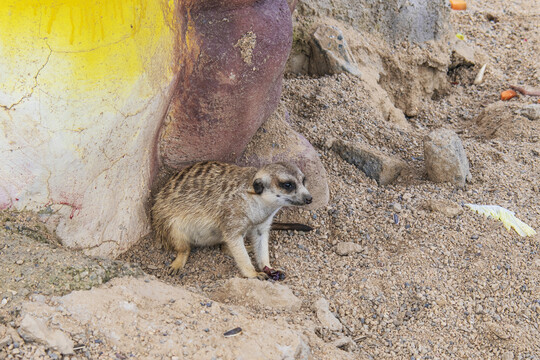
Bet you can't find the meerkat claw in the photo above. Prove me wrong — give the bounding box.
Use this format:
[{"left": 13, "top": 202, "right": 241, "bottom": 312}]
[{"left": 167, "top": 266, "right": 181, "bottom": 276}]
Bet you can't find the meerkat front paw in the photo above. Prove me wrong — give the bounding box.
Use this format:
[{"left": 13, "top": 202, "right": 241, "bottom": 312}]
[{"left": 262, "top": 266, "right": 285, "bottom": 281}]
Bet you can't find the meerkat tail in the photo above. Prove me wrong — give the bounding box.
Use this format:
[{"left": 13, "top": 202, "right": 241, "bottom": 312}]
[{"left": 270, "top": 222, "right": 313, "bottom": 232}]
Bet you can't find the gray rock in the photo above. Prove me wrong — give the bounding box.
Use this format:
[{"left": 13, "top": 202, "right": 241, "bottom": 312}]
[
  {"left": 309, "top": 25, "right": 361, "bottom": 77},
  {"left": 210, "top": 278, "right": 302, "bottom": 311},
  {"left": 335, "top": 242, "right": 363, "bottom": 256},
  {"left": 18, "top": 315, "right": 74, "bottom": 354},
  {"left": 518, "top": 104, "right": 540, "bottom": 121},
  {"left": 426, "top": 199, "right": 463, "bottom": 217},
  {"left": 330, "top": 139, "right": 405, "bottom": 185},
  {"left": 313, "top": 298, "right": 342, "bottom": 332},
  {"left": 424, "top": 129, "right": 471, "bottom": 187}
]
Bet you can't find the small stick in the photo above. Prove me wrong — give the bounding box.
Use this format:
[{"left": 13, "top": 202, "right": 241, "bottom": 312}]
[
  {"left": 271, "top": 222, "right": 313, "bottom": 232},
  {"left": 510, "top": 85, "right": 540, "bottom": 96}
]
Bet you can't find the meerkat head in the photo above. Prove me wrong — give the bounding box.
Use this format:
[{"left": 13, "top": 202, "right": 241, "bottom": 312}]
[{"left": 252, "top": 162, "right": 312, "bottom": 207}]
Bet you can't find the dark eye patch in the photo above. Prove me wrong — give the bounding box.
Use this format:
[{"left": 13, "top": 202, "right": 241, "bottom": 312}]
[{"left": 279, "top": 181, "right": 296, "bottom": 192}]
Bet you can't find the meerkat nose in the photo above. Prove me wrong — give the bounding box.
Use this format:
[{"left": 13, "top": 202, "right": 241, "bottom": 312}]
[{"left": 304, "top": 195, "right": 313, "bottom": 205}]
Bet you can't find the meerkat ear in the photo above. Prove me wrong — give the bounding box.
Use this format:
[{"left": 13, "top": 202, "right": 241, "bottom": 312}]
[{"left": 253, "top": 179, "right": 264, "bottom": 194}]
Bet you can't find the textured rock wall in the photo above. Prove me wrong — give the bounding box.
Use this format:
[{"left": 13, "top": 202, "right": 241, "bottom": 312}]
[{"left": 296, "top": 0, "right": 450, "bottom": 44}]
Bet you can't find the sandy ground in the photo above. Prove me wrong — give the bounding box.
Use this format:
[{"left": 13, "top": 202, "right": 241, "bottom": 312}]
[
  {"left": 122, "top": 0, "right": 540, "bottom": 358},
  {"left": 2, "top": 0, "right": 539, "bottom": 359}
]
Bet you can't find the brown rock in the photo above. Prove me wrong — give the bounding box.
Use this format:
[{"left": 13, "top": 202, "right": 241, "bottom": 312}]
[
  {"left": 335, "top": 242, "right": 363, "bottom": 256},
  {"left": 330, "top": 139, "right": 405, "bottom": 185},
  {"left": 424, "top": 129, "right": 471, "bottom": 187},
  {"left": 159, "top": 0, "right": 293, "bottom": 169},
  {"left": 426, "top": 199, "right": 463, "bottom": 217}
]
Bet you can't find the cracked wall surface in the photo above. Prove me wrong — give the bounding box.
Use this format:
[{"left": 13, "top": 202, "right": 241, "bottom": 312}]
[{"left": 0, "top": 0, "right": 179, "bottom": 256}]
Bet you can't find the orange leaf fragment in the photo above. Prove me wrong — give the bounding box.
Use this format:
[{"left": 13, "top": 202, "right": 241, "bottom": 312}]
[
  {"left": 450, "top": 0, "right": 467, "bottom": 10},
  {"left": 501, "top": 90, "right": 517, "bottom": 101}
]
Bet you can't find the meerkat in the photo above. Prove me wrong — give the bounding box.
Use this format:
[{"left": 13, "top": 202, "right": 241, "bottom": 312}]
[{"left": 151, "top": 161, "right": 313, "bottom": 280}]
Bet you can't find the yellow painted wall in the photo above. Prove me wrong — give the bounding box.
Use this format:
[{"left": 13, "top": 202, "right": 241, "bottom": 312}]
[{"left": 0, "top": 0, "right": 176, "bottom": 100}]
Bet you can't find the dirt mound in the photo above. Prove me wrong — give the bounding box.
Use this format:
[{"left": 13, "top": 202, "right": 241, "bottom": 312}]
[{"left": 474, "top": 101, "right": 536, "bottom": 140}]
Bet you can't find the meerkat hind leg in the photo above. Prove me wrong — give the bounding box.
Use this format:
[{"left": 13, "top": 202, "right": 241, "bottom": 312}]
[
  {"left": 168, "top": 248, "right": 190, "bottom": 276},
  {"left": 167, "top": 229, "right": 191, "bottom": 276}
]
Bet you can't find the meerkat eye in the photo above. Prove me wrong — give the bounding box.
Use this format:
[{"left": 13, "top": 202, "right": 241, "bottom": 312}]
[{"left": 280, "top": 181, "right": 296, "bottom": 191}]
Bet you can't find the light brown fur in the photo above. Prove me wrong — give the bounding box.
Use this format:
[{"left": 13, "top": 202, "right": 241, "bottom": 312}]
[{"left": 151, "top": 161, "right": 312, "bottom": 279}]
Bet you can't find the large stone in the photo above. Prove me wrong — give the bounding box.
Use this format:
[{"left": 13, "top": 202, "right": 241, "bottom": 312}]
[
  {"left": 18, "top": 315, "right": 74, "bottom": 354},
  {"left": 288, "top": 0, "right": 451, "bottom": 119},
  {"left": 424, "top": 129, "right": 471, "bottom": 187},
  {"left": 210, "top": 278, "right": 302, "bottom": 312},
  {"left": 0, "top": 0, "right": 179, "bottom": 257},
  {"left": 296, "top": 0, "right": 450, "bottom": 44},
  {"left": 159, "top": 1, "right": 293, "bottom": 169},
  {"left": 330, "top": 138, "right": 405, "bottom": 186},
  {"left": 309, "top": 25, "right": 361, "bottom": 77}
]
